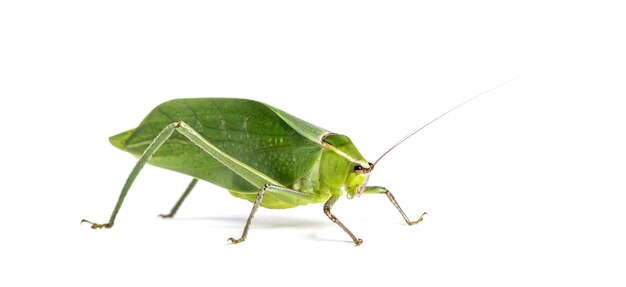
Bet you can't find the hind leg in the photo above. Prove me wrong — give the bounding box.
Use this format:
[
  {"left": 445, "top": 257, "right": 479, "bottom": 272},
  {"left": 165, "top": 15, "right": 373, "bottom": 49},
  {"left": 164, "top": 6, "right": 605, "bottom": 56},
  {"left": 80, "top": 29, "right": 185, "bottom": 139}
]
[{"left": 159, "top": 178, "right": 199, "bottom": 218}]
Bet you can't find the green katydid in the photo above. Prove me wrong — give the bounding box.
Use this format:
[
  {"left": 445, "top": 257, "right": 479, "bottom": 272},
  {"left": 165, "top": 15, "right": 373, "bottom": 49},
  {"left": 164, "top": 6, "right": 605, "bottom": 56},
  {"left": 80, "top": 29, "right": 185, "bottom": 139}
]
[{"left": 82, "top": 81, "right": 514, "bottom": 245}]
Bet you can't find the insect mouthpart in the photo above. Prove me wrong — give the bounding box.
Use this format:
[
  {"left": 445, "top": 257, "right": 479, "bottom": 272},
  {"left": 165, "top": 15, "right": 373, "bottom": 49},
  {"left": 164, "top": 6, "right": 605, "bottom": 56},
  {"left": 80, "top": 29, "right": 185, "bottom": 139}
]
[
  {"left": 354, "top": 162, "right": 374, "bottom": 197},
  {"left": 356, "top": 178, "right": 369, "bottom": 197}
]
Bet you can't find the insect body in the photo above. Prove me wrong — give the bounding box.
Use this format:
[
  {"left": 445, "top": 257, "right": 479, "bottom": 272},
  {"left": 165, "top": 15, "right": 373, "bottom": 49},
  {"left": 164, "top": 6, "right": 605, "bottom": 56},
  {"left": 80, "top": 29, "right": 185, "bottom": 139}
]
[{"left": 82, "top": 98, "right": 426, "bottom": 245}]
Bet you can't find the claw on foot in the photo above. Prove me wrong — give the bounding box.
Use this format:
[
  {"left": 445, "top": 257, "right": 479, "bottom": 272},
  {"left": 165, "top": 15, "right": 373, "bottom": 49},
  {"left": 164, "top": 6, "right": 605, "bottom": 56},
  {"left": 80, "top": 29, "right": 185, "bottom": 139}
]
[
  {"left": 408, "top": 212, "right": 428, "bottom": 226},
  {"left": 158, "top": 213, "right": 174, "bottom": 218},
  {"left": 80, "top": 219, "right": 112, "bottom": 229},
  {"left": 354, "top": 238, "right": 363, "bottom": 246},
  {"left": 228, "top": 237, "right": 245, "bottom": 244}
]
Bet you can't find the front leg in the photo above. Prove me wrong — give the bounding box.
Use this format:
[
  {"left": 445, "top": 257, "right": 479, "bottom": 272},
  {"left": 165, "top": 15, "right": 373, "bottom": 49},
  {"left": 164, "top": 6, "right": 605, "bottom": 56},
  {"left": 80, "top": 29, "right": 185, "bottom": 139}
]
[
  {"left": 362, "top": 186, "right": 427, "bottom": 225},
  {"left": 324, "top": 195, "right": 363, "bottom": 246}
]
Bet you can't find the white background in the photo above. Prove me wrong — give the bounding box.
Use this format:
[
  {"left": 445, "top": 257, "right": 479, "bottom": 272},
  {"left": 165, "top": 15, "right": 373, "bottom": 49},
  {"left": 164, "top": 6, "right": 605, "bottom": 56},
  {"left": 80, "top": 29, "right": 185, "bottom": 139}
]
[{"left": 1, "top": 1, "right": 625, "bottom": 286}]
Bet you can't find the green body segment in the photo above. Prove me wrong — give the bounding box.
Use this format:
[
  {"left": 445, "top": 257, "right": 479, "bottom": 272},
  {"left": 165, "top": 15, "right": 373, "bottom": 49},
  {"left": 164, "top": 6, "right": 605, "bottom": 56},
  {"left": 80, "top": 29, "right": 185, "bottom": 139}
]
[{"left": 110, "top": 98, "right": 367, "bottom": 209}]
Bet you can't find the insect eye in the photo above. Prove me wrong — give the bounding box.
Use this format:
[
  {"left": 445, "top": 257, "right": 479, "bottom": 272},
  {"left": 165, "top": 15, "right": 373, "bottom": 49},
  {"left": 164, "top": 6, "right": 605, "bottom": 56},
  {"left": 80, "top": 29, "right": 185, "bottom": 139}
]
[{"left": 354, "top": 165, "right": 363, "bottom": 172}]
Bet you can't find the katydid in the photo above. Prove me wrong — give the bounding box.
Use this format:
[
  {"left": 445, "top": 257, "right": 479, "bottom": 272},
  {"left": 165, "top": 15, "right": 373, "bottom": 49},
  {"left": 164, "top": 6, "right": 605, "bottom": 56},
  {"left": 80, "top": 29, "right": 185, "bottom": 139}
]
[{"left": 82, "top": 86, "right": 503, "bottom": 245}]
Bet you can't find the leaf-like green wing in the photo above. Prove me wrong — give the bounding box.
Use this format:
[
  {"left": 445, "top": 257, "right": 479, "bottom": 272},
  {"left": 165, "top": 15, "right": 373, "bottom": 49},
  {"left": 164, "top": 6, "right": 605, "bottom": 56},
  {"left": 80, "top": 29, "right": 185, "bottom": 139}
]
[{"left": 110, "top": 98, "right": 328, "bottom": 193}]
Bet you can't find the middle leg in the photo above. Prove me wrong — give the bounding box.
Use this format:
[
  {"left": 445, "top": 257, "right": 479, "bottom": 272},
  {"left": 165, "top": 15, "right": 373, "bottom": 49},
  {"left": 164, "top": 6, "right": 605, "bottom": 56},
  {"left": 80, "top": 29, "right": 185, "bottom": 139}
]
[{"left": 228, "top": 184, "right": 318, "bottom": 244}]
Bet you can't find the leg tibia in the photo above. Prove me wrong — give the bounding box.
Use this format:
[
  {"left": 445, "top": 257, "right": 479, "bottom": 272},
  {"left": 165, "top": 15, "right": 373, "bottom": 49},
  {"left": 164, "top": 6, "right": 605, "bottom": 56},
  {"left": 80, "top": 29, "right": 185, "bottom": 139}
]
[
  {"left": 323, "top": 195, "right": 363, "bottom": 246},
  {"left": 228, "top": 184, "right": 318, "bottom": 244},
  {"left": 362, "top": 186, "right": 427, "bottom": 226},
  {"left": 81, "top": 123, "right": 178, "bottom": 229},
  {"left": 159, "top": 178, "right": 199, "bottom": 218}
]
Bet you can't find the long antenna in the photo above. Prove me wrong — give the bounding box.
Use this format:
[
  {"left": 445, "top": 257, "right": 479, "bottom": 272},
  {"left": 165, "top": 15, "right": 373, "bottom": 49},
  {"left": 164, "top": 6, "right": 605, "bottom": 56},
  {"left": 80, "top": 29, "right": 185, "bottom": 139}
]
[{"left": 373, "top": 70, "right": 535, "bottom": 166}]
